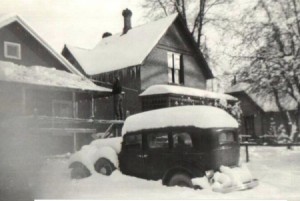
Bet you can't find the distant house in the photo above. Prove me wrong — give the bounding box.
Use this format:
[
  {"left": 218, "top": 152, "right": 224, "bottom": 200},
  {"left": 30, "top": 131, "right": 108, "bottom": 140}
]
[
  {"left": 0, "top": 14, "right": 112, "bottom": 154},
  {"left": 226, "top": 82, "right": 298, "bottom": 138},
  {"left": 63, "top": 9, "right": 236, "bottom": 118}
]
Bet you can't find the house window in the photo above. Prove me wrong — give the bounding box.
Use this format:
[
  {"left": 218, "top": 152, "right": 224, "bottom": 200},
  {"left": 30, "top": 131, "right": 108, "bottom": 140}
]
[
  {"left": 167, "top": 52, "right": 183, "bottom": 84},
  {"left": 52, "top": 100, "right": 73, "bottom": 118},
  {"left": 4, "top": 41, "right": 21, "bottom": 60}
]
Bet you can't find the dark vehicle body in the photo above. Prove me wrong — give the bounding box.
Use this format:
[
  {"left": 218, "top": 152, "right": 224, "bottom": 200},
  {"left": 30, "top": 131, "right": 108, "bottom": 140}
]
[{"left": 119, "top": 126, "right": 239, "bottom": 184}]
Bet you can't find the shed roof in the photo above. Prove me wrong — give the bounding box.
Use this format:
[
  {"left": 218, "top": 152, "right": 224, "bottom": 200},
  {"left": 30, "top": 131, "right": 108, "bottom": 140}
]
[
  {"left": 140, "top": 84, "right": 237, "bottom": 101},
  {"left": 226, "top": 82, "right": 298, "bottom": 112},
  {"left": 0, "top": 61, "right": 111, "bottom": 93}
]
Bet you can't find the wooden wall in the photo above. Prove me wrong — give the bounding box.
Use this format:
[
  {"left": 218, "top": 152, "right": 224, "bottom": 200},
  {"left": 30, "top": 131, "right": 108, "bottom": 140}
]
[
  {"left": 141, "top": 21, "right": 207, "bottom": 91},
  {"left": 0, "top": 22, "right": 68, "bottom": 71}
]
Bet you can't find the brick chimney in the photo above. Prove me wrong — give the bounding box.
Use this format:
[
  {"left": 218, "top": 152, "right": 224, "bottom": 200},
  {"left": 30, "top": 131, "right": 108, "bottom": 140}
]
[{"left": 122, "top": 8, "right": 132, "bottom": 34}]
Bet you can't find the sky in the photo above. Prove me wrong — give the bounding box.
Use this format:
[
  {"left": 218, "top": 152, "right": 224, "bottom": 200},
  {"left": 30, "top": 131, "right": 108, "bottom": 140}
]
[{"left": 1, "top": 0, "right": 145, "bottom": 52}]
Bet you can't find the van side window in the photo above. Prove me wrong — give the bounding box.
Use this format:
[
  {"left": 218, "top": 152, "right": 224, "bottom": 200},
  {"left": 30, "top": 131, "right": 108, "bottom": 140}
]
[
  {"left": 173, "top": 132, "right": 193, "bottom": 148},
  {"left": 124, "top": 134, "right": 142, "bottom": 150},
  {"left": 147, "top": 133, "right": 169, "bottom": 149}
]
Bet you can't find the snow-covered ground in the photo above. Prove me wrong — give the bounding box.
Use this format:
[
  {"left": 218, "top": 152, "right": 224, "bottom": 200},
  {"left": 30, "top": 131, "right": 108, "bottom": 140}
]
[{"left": 33, "top": 146, "right": 300, "bottom": 200}]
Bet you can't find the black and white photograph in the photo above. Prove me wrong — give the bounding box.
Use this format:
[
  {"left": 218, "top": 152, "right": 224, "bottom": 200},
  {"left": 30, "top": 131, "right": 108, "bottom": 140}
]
[{"left": 0, "top": 0, "right": 299, "bottom": 200}]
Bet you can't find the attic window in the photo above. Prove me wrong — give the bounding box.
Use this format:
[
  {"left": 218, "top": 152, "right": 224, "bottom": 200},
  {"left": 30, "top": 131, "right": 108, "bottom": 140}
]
[
  {"left": 4, "top": 42, "right": 21, "bottom": 60},
  {"left": 167, "top": 52, "right": 184, "bottom": 84}
]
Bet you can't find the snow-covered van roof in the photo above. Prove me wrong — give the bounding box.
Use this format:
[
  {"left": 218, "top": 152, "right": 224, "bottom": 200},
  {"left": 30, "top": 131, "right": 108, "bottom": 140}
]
[
  {"left": 140, "top": 84, "right": 237, "bottom": 101},
  {"left": 0, "top": 13, "right": 84, "bottom": 77},
  {"left": 0, "top": 61, "right": 111, "bottom": 92},
  {"left": 122, "top": 106, "right": 238, "bottom": 135}
]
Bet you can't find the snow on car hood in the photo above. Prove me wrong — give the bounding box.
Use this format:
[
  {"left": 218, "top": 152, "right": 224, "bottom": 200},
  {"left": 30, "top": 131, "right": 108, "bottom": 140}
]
[{"left": 122, "top": 106, "right": 238, "bottom": 135}]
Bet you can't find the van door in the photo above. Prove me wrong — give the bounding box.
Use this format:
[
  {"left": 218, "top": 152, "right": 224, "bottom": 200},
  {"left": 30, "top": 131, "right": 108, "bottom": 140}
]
[
  {"left": 119, "top": 133, "right": 146, "bottom": 178},
  {"left": 143, "top": 131, "right": 172, "bottom": 180}
]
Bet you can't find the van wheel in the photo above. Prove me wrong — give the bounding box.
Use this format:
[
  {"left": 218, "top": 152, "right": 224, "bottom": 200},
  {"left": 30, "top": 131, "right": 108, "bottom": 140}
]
[
  {"left": 70, "top": 162, "right": 91, "bottom": 179},
  {"left": 168, "top": 173, "right": 193, "bottom": 188},
  {"left": 94, "top": 158, "right": 115, "bottom": 176}
]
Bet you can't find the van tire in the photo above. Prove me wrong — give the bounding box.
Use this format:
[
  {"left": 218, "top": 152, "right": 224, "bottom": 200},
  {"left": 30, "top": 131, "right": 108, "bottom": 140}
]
[
  {"left": 70, "top": 162, "right": 91, "bottom": 179},
  {"left": 94, "top": 158, "right": 116, "bottom": 176},
  {"left": 168, "top": 173, "right": 193, "bottom": 188}
]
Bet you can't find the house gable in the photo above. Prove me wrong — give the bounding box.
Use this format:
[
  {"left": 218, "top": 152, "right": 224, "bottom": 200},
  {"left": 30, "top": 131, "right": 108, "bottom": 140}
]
[
  {"left": 229, "top": 91, "right": 264, "bottom": 115},
  {"left": 0, "top": 14, "right": 82, "bottom": 75},
  {"left": 0, "top": 22, "right": 69, "bottom": 71},
  {"left": 141, "top": 17, "right": 210, "bottom": 90},
  {"left": 62, "top": 45, "right": 86, "bottom": 75}
]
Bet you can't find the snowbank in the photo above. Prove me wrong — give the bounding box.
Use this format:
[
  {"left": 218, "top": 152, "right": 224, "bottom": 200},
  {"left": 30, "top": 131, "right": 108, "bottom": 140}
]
[
  {"left": 0, "top": 61, "right": 111, "bottom": 92},
  {"left": 35, "top": 146, "right": 300, "bottom": 200},
  {"left": 212, "top": 164, "right": 253, "bottom": 191},
  {"left": 122, "top": 106, "right": 238, "bottom": 135},
  {"left": 69, "top": 137, "right": 122, "bottom": 173}
]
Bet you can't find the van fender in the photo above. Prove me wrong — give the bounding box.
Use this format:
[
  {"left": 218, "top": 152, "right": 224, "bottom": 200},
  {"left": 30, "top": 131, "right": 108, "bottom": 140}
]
[
  {"left": 93, "top": 146, "right": 119, "bottom": 169},
  {"left": 162, "top": 161, "right": 205, "bottom": 185},
  {"left": 162, "top": 166, "right": 194, "bottom": 185},
  {"left": 69, "top": 145, "right": 119, "bottom": 175}
]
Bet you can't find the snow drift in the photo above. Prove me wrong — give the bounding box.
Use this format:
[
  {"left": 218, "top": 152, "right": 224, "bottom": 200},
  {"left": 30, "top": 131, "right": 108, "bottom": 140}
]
[{"left": 69, "top": 137, "right": 122, "bottom": 173}]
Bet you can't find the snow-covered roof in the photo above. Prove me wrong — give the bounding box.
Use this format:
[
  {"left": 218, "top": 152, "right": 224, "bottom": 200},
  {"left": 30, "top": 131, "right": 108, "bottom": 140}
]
[
  {"left": 0, "top": 13, "right": 83, "bottom": 76},
  {"left": 0, "top": 61, "right": 111, "bottom": 92},
  {"left": 122, "top": 106, "right": 238, "bottom": 135},
  {"left": 226, "top": 82, "right": 297, "bottom": 112},
  {"left": 226, "top": 82, "right": 251, "bottom": 94},
  {"left": 140, "top": 84, "right": 237, "bottom": 101},
  {"left": 247, "top": 92, "right": 297, "bottom": 112},
  {"left": 65, "top": 14, "right": 179, "bottom": 75}
]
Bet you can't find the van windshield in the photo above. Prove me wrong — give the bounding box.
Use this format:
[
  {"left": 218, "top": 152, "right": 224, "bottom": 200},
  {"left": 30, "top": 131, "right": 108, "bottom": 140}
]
[{"left": 217, "top": 130, "right": 237, "bottom": 144}]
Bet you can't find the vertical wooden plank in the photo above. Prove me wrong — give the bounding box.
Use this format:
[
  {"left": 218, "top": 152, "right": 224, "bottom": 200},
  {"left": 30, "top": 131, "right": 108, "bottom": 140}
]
[
  {"left": 21, "top": 87, "right": 26, "bottom": 115},
  {"left": 73, "top": 132, "right": 77, "bottom": 152},
  {"left": 91, "top": 93, "right": 95, "bottom": 118},
  {"left": 245, "top": 144, "right": 249, "bottom": 162},
  {"left": 72, "top": 92, "right": 77, "bottom": 118},
  {"left": 261, "top": 112, "right": 265, "bottom": 135},
  {"left": 72, "top": 92, "right": 77, "bottom": 152}
]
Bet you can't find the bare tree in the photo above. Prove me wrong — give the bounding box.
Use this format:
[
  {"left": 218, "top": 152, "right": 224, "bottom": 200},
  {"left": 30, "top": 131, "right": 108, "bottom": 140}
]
[
  {"left": 233, "top": 0, "right": 300, "bottom": 138},
  {"left": 140, "top": 0, "right": 232, "bottom": 48}
]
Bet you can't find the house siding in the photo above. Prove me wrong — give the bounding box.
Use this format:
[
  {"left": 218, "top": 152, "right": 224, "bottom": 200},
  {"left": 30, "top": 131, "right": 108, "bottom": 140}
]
[
  {"left": 0, "top": 22, "right": 68, "bottom": 71},
  {"left": 141, "top": 22, "right": 206, "bottom": 91},
  {"left": 230, "top": 92, "right": 264, "bottom": 136},
  {"left": 91, "top": 66, "right": 142, "bottom": 118}
]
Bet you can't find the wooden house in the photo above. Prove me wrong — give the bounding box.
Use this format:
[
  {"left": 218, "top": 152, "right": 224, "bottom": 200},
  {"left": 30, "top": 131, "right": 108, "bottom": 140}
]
[
  {"left": 226, "top": 82, "right": 298, "bottom": 138},
  {"left": 62, "top": 9, "right": 236, "bottom": 118},
  {"left": 0, "top": 14, "right": 114, "bottom": 154}
]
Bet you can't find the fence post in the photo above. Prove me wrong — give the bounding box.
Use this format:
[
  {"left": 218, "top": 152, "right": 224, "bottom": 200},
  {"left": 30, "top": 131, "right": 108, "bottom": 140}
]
[{"left": 245, "top": 144, "right": 249, "bottom": 162}]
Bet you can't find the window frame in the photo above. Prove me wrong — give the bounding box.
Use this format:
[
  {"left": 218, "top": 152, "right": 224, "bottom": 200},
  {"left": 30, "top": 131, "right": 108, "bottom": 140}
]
[
  {"left": 147, "top": 132, "right": 170, "bottom": 150},
  {"left": 52, "top": 99, "right": 74, "bottom": 118},
  {"left": 172, "top": 132, "right": 193, "bottom": 149},
  {"left": 123, "top": 133, "right": 143, "bottom": 151},
  {"left": 4, "top": 41, "right": 22, "bottom": 60},
  {"left": 167, "top": 52, "right": 183, "bottom": 84}
]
